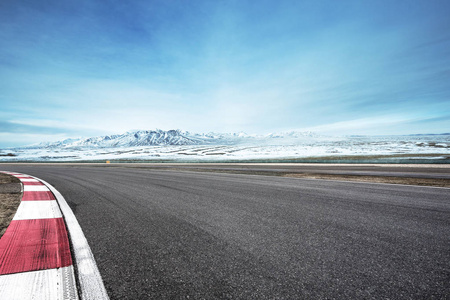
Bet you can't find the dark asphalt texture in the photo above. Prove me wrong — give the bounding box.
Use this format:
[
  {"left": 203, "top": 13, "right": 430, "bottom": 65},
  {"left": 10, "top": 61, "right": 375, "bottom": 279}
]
[
  {"left": 127, "top": 163, "right": 450, "bottom": 179},
  {"left": 1, "top": 164, "right": 449, "bottom": 299}
]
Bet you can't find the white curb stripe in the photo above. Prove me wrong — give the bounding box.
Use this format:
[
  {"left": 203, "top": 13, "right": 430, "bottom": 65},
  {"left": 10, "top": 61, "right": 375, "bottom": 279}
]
[
  {"left": 0, "top": 172, "right": 80, "bottom": 299},
  {"left": 36, "top": 177, "right": 110, "bottom": 300},
  {"left": 20, "top": 178, "right": 40, "bottom": 182},
  {"left": 0, "top": 266, "right": 78, "bottom": 300},
  {"left": 13, "top": 201, "right": 63, "bottom": 220},
  {"left": 23, "top": 185, "right": 50, "bottom": 191}
]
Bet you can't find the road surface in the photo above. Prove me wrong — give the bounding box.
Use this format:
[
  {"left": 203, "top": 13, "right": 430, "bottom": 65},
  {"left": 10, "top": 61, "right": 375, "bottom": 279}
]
[{"left": 1, "top": 164, "right": 449, "bottom": 299}]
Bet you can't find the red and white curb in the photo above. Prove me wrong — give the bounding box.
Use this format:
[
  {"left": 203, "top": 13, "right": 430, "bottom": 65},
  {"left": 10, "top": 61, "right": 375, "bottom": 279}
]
[{"left": 0, "top": 172, "right": 109, "bottom": 299}]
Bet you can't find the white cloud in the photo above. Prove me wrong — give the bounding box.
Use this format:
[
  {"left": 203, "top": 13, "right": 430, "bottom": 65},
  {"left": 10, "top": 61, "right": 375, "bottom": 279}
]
[
  {"left": 0, "top": 132, "right": 70, "bottom": 148},
  {"left": 299, "top": 115, "right": 415, "bottom": 135}
]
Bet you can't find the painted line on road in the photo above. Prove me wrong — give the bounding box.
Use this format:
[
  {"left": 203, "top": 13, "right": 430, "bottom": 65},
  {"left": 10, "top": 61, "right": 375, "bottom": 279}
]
[
  {"left": 0, "top": 218, "right": 72, "bottom": 275},
  {"left": 22, "top": 190, "right": 56, "bottom": 201},
  {"left": 21, "top": 181, "right": 45, "bottom": 185},
  {"left": 35, "top": 176, "right": 110, "bottom": 300},
  {"left": 13, "top": 200, "right": 63, "bottom": 220},
  {"left": 0, "top": 171, "right": 97, "bottom": 299},
  {"left": 23, "top": 185, "right": 50, "bottom": 192},
  {"left": 18, "top": 178, "right": 39, "bottom": 182},
  {"left": 0, "top": 266, "right": 78, "bottom": 300}
]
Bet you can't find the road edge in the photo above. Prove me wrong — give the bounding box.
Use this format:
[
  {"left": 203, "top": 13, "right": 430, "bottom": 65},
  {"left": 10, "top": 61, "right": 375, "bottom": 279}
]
[
  {"left": 35, "top": 176, "right": 110, "bottom": 300},
  {"left": 0, "top": 172, "right": 78, "bottom": 299}
]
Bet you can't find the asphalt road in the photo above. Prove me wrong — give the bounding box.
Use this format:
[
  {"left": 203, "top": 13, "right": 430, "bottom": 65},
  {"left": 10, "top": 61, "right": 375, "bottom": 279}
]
[
  {"left": 116, "top": 163, "right": 450, "bottom": 179},
  {"left": 1, "top": 164, "right": 449, "bottom": 299}
]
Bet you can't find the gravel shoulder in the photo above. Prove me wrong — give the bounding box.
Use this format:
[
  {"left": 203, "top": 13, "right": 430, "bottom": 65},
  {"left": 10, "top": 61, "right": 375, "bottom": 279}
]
[{"left": 0, "top": 173, "right": 22, "bottom": 238}]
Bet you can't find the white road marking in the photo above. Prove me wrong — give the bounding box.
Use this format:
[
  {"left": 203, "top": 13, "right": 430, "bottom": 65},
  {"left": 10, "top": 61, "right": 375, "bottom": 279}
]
[
  {"left": 13, "top": 200, "right": 62, "bottom": 220},
  {"left": 0, "top": 266, "right": 78, "bottom": 300},
  {"left": 19, "top": 178, "right": 40, "bottom": 182},
  {"left": 36, "top": 177, "right": 110, "bottom": 300},
  {"left": 23, "top": 185, "right": 50, "bottom": 191}
]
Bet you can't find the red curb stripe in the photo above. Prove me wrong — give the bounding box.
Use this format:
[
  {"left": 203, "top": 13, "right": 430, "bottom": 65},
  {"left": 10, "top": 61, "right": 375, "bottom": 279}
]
[
  {"left": 21, "top": 182, "right": 45, "bottom": 185},
  {"left": 0, "top": 218, "right": 72, "bottom": 275},
  {"left": 22, "top": 191, "right": 56, "bottom": 201}
]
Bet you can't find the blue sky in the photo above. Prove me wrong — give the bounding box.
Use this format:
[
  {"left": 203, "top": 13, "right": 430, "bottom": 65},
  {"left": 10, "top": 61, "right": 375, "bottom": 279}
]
[{"left": 1, "top": 0, "right": 449, "bottom": 147}]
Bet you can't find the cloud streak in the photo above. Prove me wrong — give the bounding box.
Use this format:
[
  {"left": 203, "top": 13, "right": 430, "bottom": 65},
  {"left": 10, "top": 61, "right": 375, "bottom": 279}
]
[
  {"left": 0, "top": 121, "right": 70, "bottom": 135},
  {"left": 0, "top": 0, "right": 449, "bottom": 147}
]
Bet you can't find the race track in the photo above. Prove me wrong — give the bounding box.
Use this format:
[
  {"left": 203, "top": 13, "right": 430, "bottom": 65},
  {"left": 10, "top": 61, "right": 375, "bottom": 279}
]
[{"left": 1, "top": 164, "right": 449, "bottom": 299}]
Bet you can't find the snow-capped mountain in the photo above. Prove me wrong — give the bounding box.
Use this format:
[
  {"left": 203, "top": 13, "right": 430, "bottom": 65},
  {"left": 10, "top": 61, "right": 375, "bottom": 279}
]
[
  {"left": 27, "top": 129, "right": 321, "bottom": 149},
  {"left": 31, "top": 130, "right": 204, "bottom": 148},
  {"left": 3, "top": 131, "right": 448, "bottom": 162},
  {"left": 266, "top": 131, "right": 320, "bottom": 139}
]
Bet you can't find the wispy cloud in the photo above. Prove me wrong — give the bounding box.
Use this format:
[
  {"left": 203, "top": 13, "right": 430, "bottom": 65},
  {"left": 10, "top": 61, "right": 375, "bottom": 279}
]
[
  {"left": 0, "top": 120, "right": 69, "bottom": 135},
  {"left": 0, "top": 0, "right": 449, "bottom": 147},
  {"left": 299, "top": 114, "right": 450, "bottom": 136}
]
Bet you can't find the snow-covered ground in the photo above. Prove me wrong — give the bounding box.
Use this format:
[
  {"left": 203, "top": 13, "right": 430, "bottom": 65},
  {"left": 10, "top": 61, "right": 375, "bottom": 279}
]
[{"left": 1, "top": 131, "right": 449, "bottom": 162}]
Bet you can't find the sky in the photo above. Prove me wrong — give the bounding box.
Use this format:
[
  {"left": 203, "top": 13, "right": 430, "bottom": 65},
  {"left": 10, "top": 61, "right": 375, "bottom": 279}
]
[{"left": 0, "top": 0, "right": 449, "bottom": 147}]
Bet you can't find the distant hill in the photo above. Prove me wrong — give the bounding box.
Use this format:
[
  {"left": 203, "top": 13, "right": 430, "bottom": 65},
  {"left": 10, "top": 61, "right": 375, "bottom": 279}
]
[
  {"left": 408, "top": 133, "right": 450, "bottom": 136},
  {"left": 26, "top": 129, "right": 320, "bottom": 149}
]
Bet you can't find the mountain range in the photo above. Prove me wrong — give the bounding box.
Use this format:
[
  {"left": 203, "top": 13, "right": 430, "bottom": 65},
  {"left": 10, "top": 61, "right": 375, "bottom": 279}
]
[{"left": 27, "top": 129, "right": 320, "bottom": 149}]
